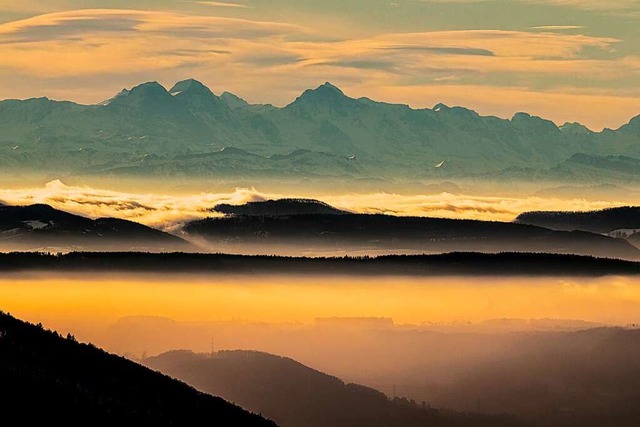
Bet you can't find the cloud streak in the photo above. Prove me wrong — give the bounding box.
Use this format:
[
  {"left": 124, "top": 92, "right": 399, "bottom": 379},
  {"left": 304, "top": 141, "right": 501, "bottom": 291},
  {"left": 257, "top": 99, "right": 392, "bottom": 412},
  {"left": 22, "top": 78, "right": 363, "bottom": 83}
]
[
  {"left": 0, "top": 10, "right": 620, "bottom": 77},
  {"left": 194, "top": 1, "right": 250, "bottom": 8},
  {"left": 425, "top": 0, "right": 640, "bottom": 12},
  {"left": 530, "top": 25, "right": 585, "bottom": 30},
  {"left": 529, "top": 0, "right": 640, "bottom": 12}
]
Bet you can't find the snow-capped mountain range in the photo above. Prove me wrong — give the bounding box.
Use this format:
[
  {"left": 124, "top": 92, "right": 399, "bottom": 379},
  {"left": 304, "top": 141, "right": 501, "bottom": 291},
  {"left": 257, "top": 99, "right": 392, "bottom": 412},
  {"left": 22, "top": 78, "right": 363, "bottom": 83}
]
[{"left": 2, "top": 79, "right": 639, "bottom": 183}]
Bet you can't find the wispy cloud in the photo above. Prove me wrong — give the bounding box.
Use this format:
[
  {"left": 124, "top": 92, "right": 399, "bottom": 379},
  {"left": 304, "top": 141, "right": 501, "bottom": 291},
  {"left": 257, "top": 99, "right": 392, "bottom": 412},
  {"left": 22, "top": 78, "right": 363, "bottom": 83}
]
[
  {"left": 0, "top": 9, "right": 302, "bottom": 42},
  {"left": 530, "top": 25, "right": 585, "bottom": 30},
  {"left": 311, "top": 59, "right": 396, "bottom": 71},
  {"left": 0, "top": 9, "right": 305, "bottom": 76},
  {"left": 194, "top": 1, "right": 250, "bottom": 8},
  {"left": 530, "top": 0, "right": 640, "bottom": 12},
  {"left": 423, "top": 0, "right": 640, "bottom": 12},
  {"left": 380, "top": 46, "right": 496, "bottom": 56}
]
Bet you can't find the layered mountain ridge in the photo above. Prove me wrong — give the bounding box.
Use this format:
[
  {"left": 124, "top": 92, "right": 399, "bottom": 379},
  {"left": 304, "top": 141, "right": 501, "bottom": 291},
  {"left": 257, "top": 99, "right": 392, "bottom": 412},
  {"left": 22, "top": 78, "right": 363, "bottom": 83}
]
[{"left": 2, "top": 78, "right": 640, "bottom": 182}]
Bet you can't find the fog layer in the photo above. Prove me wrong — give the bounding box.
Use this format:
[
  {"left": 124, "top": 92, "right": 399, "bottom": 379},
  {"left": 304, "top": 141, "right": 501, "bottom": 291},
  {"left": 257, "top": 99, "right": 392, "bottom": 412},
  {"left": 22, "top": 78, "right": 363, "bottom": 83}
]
[{"left": 0, "top": 180, "right": 627, "bottom": 230}]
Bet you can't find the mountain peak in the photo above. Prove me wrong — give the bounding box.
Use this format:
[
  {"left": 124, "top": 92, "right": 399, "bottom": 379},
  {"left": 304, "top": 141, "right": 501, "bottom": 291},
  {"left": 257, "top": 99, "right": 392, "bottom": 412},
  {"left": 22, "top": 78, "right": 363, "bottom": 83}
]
[
  {"left": 105, "top": 81, "right": 175, "bottom": 111},
  {"left": 511, "top": 111, "right": 560, "bottom": 132},
  {"left": 286, "top": 82, "right": 357, "bottom": 112},
  {"left": 167, "top": 78, "right": 229, "bottom": 114},
  {"left": 130, "top": 81, "right": 167, "bottom": 94},
  {"left": 432, "top": 103, "right": 479, "bottom": 119},
  {"left": 296, "top": 82, "right": 347, "bottom": 102},
  {"left": 122, "top": 81, "right": 172, "bottom": 101},
  {"left": 512, "top": 111, "right": 555, "bottom": 124},
  {"left": 318, "top": 82, "right": 343, "bottom": 94},
  {"left": 169, "top": 79, "right": 213, "bottom": 96},
  {"left": 560, "top": 122, "right": 592, "bottom": 135},
  {"left": 433, "top": 103, "right": 450, "bottom": 112},
  {"left": 512, "top": 112, "right": 532, "bottom": 120}
]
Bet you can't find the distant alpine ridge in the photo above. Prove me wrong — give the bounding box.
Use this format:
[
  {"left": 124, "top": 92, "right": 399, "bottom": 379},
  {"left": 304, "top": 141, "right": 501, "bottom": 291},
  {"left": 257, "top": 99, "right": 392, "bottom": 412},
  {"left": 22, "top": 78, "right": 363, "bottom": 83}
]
[{"left": 2, "top": 78, "right": 640, "bottom": 182}]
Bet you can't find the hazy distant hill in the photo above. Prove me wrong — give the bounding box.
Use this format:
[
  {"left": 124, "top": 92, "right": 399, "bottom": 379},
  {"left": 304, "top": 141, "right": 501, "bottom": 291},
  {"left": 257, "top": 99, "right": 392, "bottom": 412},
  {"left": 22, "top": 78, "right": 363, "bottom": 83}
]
[
  {"left": 516, "top": 206, "right": 640, "bottom": 234},
  {"left": 146, "top": 350, "right": 525, "bottom": 427},
  {"left": 0, "top": 312, "right": 275, "bottom": 426},
  {"left": 214, "top": 198, "right": 349, "bottom": 216},
  {"left": 185, "top": 202, "right": 640, "bottom": 259},
  {"left": 0, "top": 203, "right": 189, "bottom": 251},
  {"left": 545, "top": 154, "right": 640, "bottom": 183},
  {"left": 2, "top": 79, "right": 640, "bottom": 182},
  {"left": 534, "top": 184, "right": 640, "bottom": 201},
  {"left": 429, "top": 328, "right": 640, "bottom": 427}
]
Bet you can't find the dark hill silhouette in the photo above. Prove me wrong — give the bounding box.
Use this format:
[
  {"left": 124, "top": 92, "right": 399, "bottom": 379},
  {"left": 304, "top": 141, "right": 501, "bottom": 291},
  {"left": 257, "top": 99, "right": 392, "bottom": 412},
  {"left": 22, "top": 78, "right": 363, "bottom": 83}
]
[
  {"left": 213, "top": 198, "right": 349, "bottom": 216},
  {"left": 3, "top": 251, "right": 640, "bottom": 276},
  {"left": 516, "top": 206, "right": 640, "bottom": 234},
  {"left": 183, "top": 211, "right": 640, "bottom": 260},
  {"left": 146, "top": 350, "right": 525, "bottom": 427},
  {"left": 0, "top": 311, "right": 276, "bottom": 426},
  {"left": 0, "top": 203, "right": 190, "bottom": 251}
]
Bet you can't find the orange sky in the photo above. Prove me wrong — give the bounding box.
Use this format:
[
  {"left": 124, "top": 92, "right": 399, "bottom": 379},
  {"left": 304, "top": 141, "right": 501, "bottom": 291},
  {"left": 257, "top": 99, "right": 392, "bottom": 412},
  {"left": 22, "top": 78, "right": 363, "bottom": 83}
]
[{"left": 0, "top": 1, "right": 640, "bottom": 129}]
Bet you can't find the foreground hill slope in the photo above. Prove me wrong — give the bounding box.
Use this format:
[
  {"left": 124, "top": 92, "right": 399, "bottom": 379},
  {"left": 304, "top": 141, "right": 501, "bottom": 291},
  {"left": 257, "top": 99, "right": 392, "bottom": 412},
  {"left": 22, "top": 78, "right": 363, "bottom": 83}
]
[
  {"left": 0, "top": 311, "right": 276, "bottom": 426},
  {"left": 146, "top": 350, "right": 525, "bottom": 427}
]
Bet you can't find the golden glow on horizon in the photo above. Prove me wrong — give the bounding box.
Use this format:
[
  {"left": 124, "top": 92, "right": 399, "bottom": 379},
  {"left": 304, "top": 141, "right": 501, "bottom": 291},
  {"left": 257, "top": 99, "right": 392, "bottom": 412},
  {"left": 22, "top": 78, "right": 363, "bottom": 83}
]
[{"left": 2, "top": 274, "right": 640, "bottom": 326}]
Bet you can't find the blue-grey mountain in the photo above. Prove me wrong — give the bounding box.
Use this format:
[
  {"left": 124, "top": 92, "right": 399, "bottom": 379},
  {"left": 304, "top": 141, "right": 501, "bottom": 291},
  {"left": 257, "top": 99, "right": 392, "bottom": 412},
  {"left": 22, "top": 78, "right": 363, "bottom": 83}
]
[{"left": 2, "top": 79, "right": 640, "bottom": 182}]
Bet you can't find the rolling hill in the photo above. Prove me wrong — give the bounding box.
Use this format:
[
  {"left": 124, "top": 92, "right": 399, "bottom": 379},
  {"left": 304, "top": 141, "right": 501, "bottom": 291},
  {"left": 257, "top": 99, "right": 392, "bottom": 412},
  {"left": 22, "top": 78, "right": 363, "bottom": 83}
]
[
  {"left": 516, "top": 206, "right": 640, "bottom": 235},
  {"left": 0, "top": 203, "right": 190, "bottom": 251},
  {"left": 146, "top": 350, "right": 525, "bottom": 427},
  {"left": 185, "top": 200, "right": 640, "bottom": 259},
  {"left": 213, "top": 198, "right": 349, "bottom": 216},
  {"left": 421, "top": 328, "right": 640, "bottom": 427}
]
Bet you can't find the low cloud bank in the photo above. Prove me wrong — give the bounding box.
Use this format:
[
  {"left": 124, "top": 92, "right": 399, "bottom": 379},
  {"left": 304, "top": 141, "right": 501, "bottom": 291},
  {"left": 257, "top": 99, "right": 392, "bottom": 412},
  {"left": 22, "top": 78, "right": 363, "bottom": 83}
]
[{"left": 0, "top": 179, "right": 625, "bottom": 230}]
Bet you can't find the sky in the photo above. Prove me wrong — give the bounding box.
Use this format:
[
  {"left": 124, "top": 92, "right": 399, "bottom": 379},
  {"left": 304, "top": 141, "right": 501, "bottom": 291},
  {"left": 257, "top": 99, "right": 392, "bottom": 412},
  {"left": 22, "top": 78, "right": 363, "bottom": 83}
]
[{"left": 0, "top": 1, "right": 639, "bottom": 129}]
